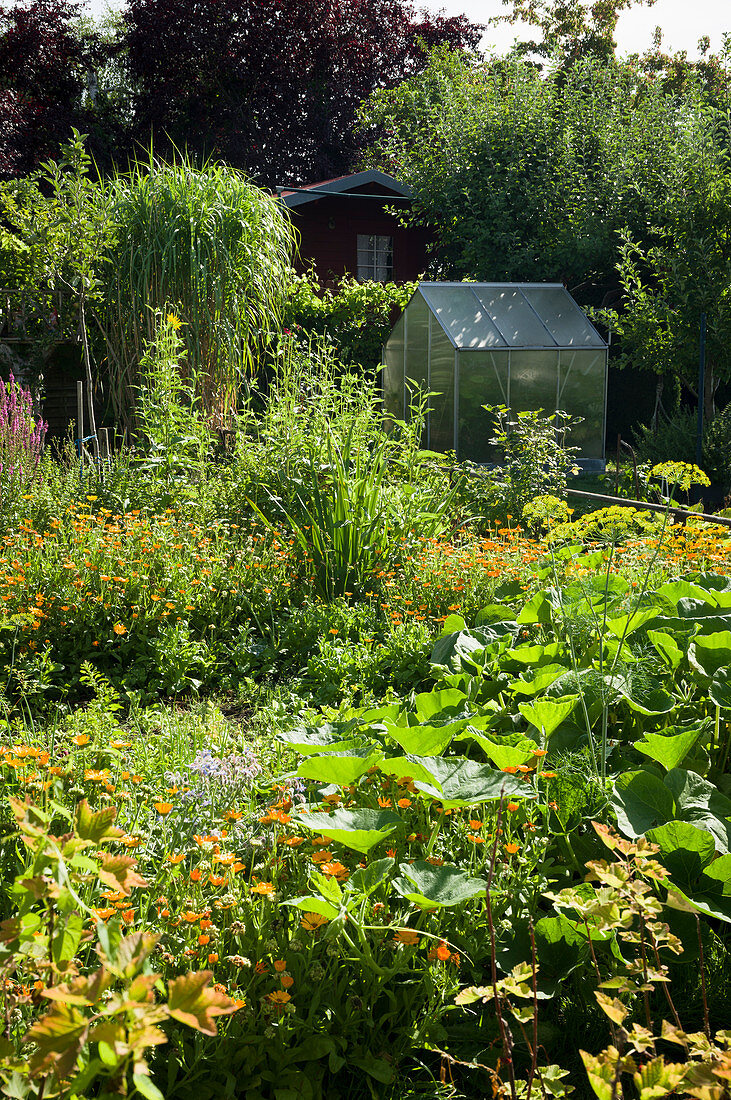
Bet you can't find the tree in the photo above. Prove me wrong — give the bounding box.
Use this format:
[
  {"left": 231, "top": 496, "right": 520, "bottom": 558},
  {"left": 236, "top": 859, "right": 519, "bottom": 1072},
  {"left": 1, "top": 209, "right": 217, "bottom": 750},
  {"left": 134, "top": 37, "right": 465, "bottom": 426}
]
[
  {"left": 490, "top": 0, "right": 657, "bottom": 66},
  {"left": 0, "top": 132, "right": 116, "bottom": 446},
  {"left": 360, "top": 48, "right": 693, "bottom": 299},
  {"left": 0, "top": 0, "right": 94, "bottom": 178},
  {"left": 121, "top": 0, "right": 483, "bottom": 187},
  {"left": 602, "top": 94, "right": 731, "bottom": 421}
]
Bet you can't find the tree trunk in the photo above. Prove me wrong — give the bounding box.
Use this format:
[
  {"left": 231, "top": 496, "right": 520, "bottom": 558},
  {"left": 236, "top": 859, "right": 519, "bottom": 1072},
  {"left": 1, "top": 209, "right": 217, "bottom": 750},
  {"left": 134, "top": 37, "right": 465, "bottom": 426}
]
[{"left": 79, "top": 294, "right": 99, "bottom": 463}]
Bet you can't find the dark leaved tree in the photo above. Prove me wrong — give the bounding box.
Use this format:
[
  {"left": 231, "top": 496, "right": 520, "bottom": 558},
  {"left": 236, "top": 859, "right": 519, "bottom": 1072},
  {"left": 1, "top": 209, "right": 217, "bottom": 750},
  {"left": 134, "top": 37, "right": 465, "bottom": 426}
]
[
  {"left": 0, "top": 0, "right": 95, "bottom": 178},
  {"left": 122, "top": 0, "right": 482, "bottom": 186}
]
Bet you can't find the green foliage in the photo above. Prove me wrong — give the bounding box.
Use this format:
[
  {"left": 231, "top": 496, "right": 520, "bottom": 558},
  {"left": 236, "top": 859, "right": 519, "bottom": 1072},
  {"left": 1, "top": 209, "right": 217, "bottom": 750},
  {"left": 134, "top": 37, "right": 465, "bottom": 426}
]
[
  {"left": 283, "top": 272, "right": 416, "bottom": 372},
  {"left": 361, "top": 49, "right": 701, "bottom": 291},
  {"left": 488, "top": 405, "right": 580, "bottom": 521},
  {"left": 135, "top": 311, "right": 212, "bottom": 494},
  {"left": 0, "top": 796, "right": 236, "bottom": 1098},
  {"left": 633, "top": 408, "right": 698, "bottom": 467},
  {"left": 101, "top": 152, "right": 295, "bottom": 427},
  {"left": 703, "top": 402, "right": 731, "bottom": 489}
]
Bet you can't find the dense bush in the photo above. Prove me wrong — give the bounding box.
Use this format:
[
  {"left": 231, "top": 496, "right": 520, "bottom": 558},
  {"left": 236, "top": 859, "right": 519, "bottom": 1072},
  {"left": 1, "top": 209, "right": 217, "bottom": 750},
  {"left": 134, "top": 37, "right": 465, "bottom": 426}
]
[{"left": 283, "top": 272, "right": 415, "bottom": 372}]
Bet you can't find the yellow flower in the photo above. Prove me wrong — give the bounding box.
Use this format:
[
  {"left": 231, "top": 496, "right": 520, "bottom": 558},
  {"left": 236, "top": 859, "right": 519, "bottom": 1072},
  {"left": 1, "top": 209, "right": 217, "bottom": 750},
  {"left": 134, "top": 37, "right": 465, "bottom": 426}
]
[
  {"left": 167, "top": 313, "right": 183, "bottom": 331},
  {"left": 112, "top": 622, "right": 127, "bottom": 635}
]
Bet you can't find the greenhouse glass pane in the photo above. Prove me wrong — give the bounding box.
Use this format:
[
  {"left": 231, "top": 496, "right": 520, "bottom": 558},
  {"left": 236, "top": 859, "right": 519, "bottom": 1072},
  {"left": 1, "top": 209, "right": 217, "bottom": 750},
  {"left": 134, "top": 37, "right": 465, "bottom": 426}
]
[
  {"left": 509, "top": 350, "right": 559, "bottom": 417},
  {"left": 428, "top": 317, "right": 455, "bottom": 452},
  {"left": 473, "top": 287, "right": 554, "bottom": 348},
  {"left": 420, "top": 285, "right": 505, "bottom": 349},
  {"left": 405, "top": 292, "right": 429, "bottom": 418},
  {"left": 458, "top": 352, "right": 509, "bottom": 462},
  {"left": 523, "top": 287, "right": 604, "bottom": 347},
  {"left": 558, "top": 350, "right": 606, "bottom": 458},
  {"left": 383, "top": 313, "right": 404, "bottom": 420}
]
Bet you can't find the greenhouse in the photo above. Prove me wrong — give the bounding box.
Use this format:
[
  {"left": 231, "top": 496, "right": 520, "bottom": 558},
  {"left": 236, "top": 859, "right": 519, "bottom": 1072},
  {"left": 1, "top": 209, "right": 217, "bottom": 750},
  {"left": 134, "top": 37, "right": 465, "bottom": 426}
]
[{"left": 382, "top": 282, "right": 608, "bottom": 466}]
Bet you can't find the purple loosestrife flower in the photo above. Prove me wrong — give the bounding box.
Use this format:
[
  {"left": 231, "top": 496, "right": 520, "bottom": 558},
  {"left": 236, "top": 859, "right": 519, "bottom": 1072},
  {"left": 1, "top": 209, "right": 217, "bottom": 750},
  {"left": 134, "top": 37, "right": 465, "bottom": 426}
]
[{"left": 0, "top": 373, "right": 46, "bottom": 509}]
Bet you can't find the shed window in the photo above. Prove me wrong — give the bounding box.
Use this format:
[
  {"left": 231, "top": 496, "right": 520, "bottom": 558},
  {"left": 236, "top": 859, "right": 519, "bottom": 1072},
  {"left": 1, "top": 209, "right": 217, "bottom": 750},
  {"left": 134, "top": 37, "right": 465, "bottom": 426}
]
[{"left": 357, "top": 235, "right": 393, "bottom": 282}]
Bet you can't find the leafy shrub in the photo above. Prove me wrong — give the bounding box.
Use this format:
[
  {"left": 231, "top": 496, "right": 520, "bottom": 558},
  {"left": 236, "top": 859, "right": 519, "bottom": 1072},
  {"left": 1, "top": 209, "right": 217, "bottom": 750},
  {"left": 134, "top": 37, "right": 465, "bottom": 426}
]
[
  {"left": 703, "top": 402, "right": 731, "bottom": 489},
  {"left": 633, "top": 408, "right": 697, "bottom": 467},
  {"left": 135, "top": 310, "right": 212, "bottom": 495},
  {"left": 283, "top": 271, "right": 416, "bottom": 371},
  {"left": 488, "top": 405, "right": 580, "bottom": 522}
]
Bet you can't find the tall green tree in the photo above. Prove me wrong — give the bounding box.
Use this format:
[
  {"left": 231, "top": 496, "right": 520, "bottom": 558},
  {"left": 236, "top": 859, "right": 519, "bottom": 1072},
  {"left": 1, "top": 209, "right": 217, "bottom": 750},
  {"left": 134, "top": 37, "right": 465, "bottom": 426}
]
[
  {"left": 360, "top": 49, "right": 695, "bottom": 299},
  {"left": 602, "top": 94, "right": 731, "bottom": 420}
]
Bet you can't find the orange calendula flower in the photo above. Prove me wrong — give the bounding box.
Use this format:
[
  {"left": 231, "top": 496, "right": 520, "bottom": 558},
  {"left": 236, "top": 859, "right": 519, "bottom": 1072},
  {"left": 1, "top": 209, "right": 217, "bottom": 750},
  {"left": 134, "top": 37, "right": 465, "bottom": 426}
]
[
  {"left": 166, "top": 853, "right": 185, "bottom": 864},
  {"left": 273, "top": 960, "right": 287, "bottom": 972},
  {"left": 93, "top": 907, "right": 115, "bottom": 921},
  {"left": 208, "top": 875, "right": 227, "bottom": 887},
  {"left": 198, "top": 934, "right": 210, "bottom": 946},
  {"left": 393, "top": 929, "right": 420, "bottom": 946},
  {"left": 504, "top": 843, "right": 520, "bottom": 855},
  {"left": 112, "top": 623, "right": 127, "bottom": 635},
  {"left": 311, "top": 850, "right": 334, "bottom": 864},
  {"left": 190, "top": 869, "right": 202, "bottom": 882},
  {"left": 320, "top": 862, "right": 349, "bottom": 882},
  {"left": 208, "top": 953, "right": 219, "bottom": 964},
  {"left": 468, "top": 819, "right": 482, "bottom": 831},
  {"left": 397, "top": 798, "right": 412, "bottom": 809},
  {"left": 507, "top": 802, "right": 520, "bottom": 813},
  {"left": 300, "top": 912, "right": 329, "bottom": 932},
  {"left": 267, "top": 990, "right": 291, "bottom": 1006},
  {"left": 154, "top": 802, "right": 173, "bottom": 815},
  {"left": 250, "top": 882, "right": 275, "bottom": 896},
  {"left": 110, "top": 740, "right": 132, "bottom": 749},
  {"left": 72, "top": 734, "right": 90, "bottom": 747}
]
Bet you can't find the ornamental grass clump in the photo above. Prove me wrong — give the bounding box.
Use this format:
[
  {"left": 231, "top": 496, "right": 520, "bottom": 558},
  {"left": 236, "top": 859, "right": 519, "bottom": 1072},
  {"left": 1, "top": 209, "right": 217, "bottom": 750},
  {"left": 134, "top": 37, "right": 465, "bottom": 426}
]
[
  {"left": 102, "top": 154, "right": 295, "bottom": 427},
  {"left": 0, "top": 372, "right": 46, "bottom": 511}
]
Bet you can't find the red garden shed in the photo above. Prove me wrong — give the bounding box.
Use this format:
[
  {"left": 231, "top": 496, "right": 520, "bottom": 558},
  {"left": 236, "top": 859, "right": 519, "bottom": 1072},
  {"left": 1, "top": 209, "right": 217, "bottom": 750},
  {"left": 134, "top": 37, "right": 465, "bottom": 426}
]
[{"left": 278, "top": 169, "right": 433, "bottom": 285}]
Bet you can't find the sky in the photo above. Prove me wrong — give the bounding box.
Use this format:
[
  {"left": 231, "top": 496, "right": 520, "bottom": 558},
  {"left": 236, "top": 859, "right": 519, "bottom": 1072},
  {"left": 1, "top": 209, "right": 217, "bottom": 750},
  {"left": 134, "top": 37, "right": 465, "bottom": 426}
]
[{"left": 83, "top": 0, "right": 728, "bottom": 60}]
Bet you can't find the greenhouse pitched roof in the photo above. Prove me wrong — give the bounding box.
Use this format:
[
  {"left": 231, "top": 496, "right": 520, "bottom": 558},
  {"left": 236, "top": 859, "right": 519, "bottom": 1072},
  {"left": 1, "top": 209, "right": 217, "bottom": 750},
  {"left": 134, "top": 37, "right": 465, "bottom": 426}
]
[{"left": 417, "top": 282, "right": 605, "bottom": 350}]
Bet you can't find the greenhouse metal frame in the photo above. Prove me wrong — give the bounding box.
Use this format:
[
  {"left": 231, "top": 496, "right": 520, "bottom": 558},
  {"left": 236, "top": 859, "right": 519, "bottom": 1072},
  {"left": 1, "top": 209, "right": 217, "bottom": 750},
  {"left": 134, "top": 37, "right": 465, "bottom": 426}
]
[{"left": 382, "top": 282, "right": 609, "bottom": 466}]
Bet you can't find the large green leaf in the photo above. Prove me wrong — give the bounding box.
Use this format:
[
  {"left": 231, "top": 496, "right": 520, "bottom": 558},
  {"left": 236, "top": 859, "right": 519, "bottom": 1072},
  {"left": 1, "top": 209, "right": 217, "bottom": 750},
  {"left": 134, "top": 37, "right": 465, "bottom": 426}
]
[
  {"left": 606, "top": 608, "right": 661, "bottom": 638},
  {"left": 430, "top": 630, "right": 488, "bottom": 674},
  {"left": 710, "top": 668, "right": 731, "bottom": 709},
  {"left": 377, "top": 756, "right": 441, "bottom": 786},
  {"left": 610, "top": 674, "right": 676, "bottom": 716},
  {"left": 511, "top": 664, "right": 570, "bottom": 697},
  {"left": 292, "top": 809, "right": 401, "bottom": 854},
  {"left": 634, "top": 725, "right": 707, "bottom": 772},
  {"left": 647, "top": 821, "right": 716, "bottom": 892},
  {"left": 517, "top": 591, "right": 556, "bottom": 625},
  {"left": 408, "top": 755, "right": 533, "bottom": 807},
  {"left": 384, "top": 720, "right": 457, "bottom": 757},
  {"left": 502, "top": 641, "right": 565, "bottom": 669},
  {"left": 413, "top": 689, "right": 469, "bottom": 721},
  {"left": 456, "top": 731, "right": 539, "bottom": 769},
  {"left": 278, "top": 722, "right": 363, "bottom": 755},
  {"left": 296, "top": 748, "right": 383, "bottom": 786},
  {"left": 282, "top": 896, "right": 340, "bottom": 919},
  {"left": 688, "top": 631, "right": 731, "bottom": 679},
  {"left": 647, "top": 629, "right": 685, "bottom": 672},
  {"left": 664, "top": 768, "right": 731, "bottom": 854},
  {"left": 392, "top": 861, "right": 486, "bottom": 908},
  {"left": 667, "top": 855, "right": 731, "bottom": 924},
  {"left": 611, "top": 771, "right": 675, "bottom": 837},
  {"left": 519, "top": 696, "right": 578, "bottom": 737}
]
